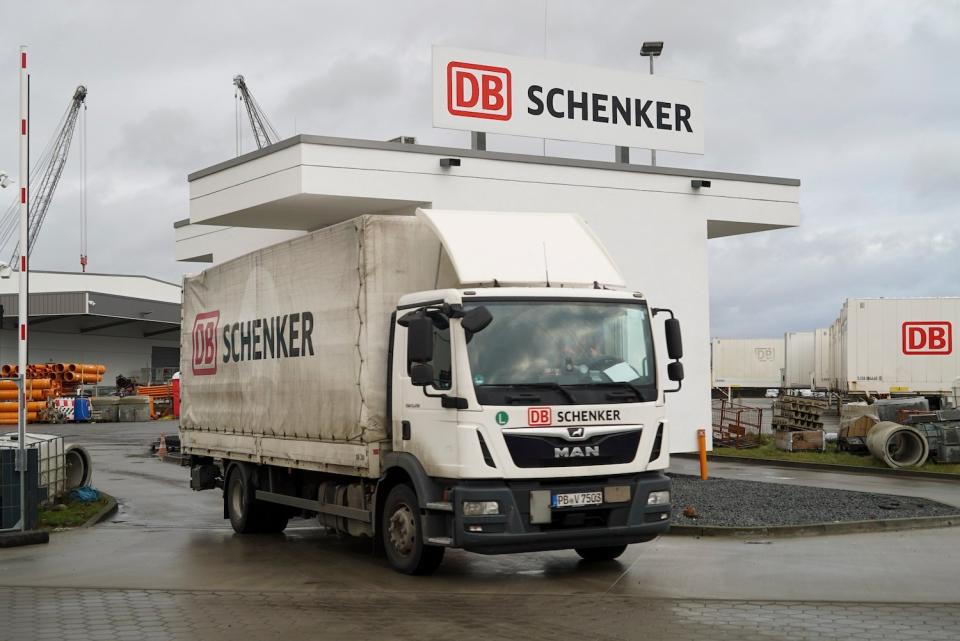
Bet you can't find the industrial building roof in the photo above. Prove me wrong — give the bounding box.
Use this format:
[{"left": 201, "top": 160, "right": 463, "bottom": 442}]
[{"left": 0, "top": 270, "right": 181, "bottom": 339}]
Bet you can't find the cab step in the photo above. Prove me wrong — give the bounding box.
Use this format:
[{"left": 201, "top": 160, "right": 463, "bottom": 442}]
[
  {"left": 425, "top": 501, "right": 453, "bottom": 512},
  {"left": 426, "top": 537, "right": 453, "bottom": 546}
]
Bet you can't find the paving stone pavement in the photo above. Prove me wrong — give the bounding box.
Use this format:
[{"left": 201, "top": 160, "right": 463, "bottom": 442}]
[{"left": 1, "top": 586, "right": 957, "bottom": 641}]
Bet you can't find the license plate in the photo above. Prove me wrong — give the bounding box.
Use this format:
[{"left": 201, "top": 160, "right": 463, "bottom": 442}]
[{"left": 551, "top": 491, "right": 603, "bottom": 508}]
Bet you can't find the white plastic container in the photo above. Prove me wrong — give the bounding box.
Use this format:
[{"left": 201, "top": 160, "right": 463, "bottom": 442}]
[{"left": 0, "top": 432, "right": 65, "bottom": 503}]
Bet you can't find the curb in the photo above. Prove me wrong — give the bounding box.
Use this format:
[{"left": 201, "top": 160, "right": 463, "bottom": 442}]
[
  {"left": 668, "top": 514, "right": 960, "bottom": 538},
  {"left": 674, "top": 452, "right": 960, "bottom": 481},
  {"left": 81, "top": 493, "right": 118, "bottom": 528},
  {"left": 0, "top": 530, "right": 49, "bottom": 548}
]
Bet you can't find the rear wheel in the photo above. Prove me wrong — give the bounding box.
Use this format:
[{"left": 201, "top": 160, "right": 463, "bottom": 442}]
[
  {"left": 381, "top": 483, "right": 444, "bottom": 575},
  {"left": 575, "top": 545, "right": 628, "bottom": 562},
  {"left": 225, "top": 463, "right": 289, "bottom": 534}
]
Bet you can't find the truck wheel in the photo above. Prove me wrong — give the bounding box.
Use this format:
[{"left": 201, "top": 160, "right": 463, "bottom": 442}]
[
  {"left": 382, "top": 484, "right": 444, "bottom": 575},
  {"left": 226, "top": 464, "right": 288, "bottom": 534},
  {"left": 575, "top": 545, "right": 628, "bottom": 562}
]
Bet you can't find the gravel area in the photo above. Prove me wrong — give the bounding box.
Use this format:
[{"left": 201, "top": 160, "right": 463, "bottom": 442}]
[{"left": 669, "top": 473, "right": 960, "bottom": 528}]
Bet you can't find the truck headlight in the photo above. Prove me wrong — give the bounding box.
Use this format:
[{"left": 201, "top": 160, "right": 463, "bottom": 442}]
[
  {"left": 463, "top": 501, "right": 500, "bottom": 516},
  {"left": 647, "top": 491, "right": 670, "bottom": 506}
]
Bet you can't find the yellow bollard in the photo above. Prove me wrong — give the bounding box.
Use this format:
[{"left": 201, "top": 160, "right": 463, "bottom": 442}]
[{"left": 697, "top": 428, "right": 709, "bottom": 480}]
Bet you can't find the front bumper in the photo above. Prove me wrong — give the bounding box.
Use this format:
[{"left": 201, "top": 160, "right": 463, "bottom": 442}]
[{"left": 448, "top": 472, "right": 671, "bottom": 554}]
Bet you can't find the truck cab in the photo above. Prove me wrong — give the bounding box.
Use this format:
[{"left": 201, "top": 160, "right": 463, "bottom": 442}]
[{"left": 382, "top": 285, "right": 683, "bottom": 572}]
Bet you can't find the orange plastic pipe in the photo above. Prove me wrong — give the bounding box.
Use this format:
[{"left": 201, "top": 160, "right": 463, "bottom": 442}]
[
  {"left": 67, "top": 364, "right": 106, "bottom": 374},
  {"left": 0, "top": 412, "right": 39, "bottom": 424},
  {"left": 0, "top": 378, "right": 53, "bottom": 390},
  {"left": 697, "top": 428, "right": 709, "bottom": 480},
  {"left": 0, "top": 390, "right": 46, "bottom": 400},
  {"left": 63, "top": 372, "right": 102, "bottom": 383},
  {"left": 0, "top": 401, "right": 46, "bottom": 412}
]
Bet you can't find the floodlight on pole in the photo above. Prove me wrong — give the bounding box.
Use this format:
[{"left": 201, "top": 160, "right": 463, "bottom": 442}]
[{"left": 640, "top": 41, "right": 664, "bottom": 165}]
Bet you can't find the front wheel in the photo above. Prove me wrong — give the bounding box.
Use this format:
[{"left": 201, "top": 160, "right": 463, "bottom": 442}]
[
  {"left": 575, "top": 545, "right": 628, "bottom": 562},
  {"left": 381, "top": 484, "right": 444, "bottom": 575}
]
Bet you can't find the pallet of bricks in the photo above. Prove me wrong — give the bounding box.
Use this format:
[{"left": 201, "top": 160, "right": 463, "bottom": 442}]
[
  {"left": 0, "top": 363, "right": 106, "bottom": 424},
  {"left": 772, "top": 396, "right": 827, "bottom": 452}
]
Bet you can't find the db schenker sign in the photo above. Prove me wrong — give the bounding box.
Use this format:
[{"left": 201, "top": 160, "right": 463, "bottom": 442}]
[{"left": 432, "top": 46, "right": 704, "bottom": 154}]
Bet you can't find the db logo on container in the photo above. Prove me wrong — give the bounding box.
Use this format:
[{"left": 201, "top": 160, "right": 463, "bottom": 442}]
[
  {"left": 528, "top": 407, "right": 552, "bottom": 426},
  {"left": 447, "top": 61, "right": 511, "bottom": 121},
  {"left": 902, "top": 321, "right": 952, "bottom": 355},
  {"left": 192, "top": 311, "right": 220, "bottom": 375}
]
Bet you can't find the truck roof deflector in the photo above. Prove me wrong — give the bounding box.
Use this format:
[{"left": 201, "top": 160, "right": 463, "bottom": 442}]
[{"left": 416, "top": 209, "right": 626, "bottom": 289}]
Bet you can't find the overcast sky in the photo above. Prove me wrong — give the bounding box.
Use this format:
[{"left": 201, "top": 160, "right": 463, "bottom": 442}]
[{"left": 1, "top": 0, "right": 957, "bottom": 337}]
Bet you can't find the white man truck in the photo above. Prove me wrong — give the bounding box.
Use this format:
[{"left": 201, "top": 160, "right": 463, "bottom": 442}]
[{"left": 181, "top": 210, "right": 685, "bottom": 574}]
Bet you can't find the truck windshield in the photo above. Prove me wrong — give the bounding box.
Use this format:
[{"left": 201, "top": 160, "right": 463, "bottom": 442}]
[{"left": 464, "top": 300, "right": 657, "bottom": 405}]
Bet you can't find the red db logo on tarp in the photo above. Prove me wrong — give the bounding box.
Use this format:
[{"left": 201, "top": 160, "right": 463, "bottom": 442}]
[
  {"left": 192, "top": 311, "right": 220, "bottom": 375},
  {"left": 902, "top": 321, "right": 952, "bottom": 355},
  {"left": 447, "top": 61, "right": 511, "bottom": 121},
  {"left": 528, "top": 407, "right": 552, "bottom": 426}
]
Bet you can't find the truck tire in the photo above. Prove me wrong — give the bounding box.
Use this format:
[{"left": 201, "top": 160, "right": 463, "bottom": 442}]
[
  {"left": 226, "top": 464, "right": 289, "bottom": 534},
  {"left": 575, "top": 545, "right": 628, "bottom": 562},
  {"left": 382, "top": 484, "right": 444, "bottom": 575}
]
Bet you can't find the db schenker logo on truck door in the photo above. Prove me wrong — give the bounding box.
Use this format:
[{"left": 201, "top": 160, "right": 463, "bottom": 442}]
[{"left": 192, "top": 311, "right": 220, "bottom": 375}]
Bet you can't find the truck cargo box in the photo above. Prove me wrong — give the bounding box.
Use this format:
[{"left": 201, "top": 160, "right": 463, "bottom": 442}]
[{"left": 180, "top": 215, "right": 456, "bottom": 473}]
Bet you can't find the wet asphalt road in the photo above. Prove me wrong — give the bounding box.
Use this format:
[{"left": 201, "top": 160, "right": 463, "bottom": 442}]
[{"left": 2, "top": 421, "right": 960, "bottom": 640}]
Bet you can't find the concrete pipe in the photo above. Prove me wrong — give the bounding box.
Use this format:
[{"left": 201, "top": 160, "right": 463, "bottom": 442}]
[
  {"left": 64, "top": 444, "right": 93, "bottom": 490},
  {"left": 866, "top": 421, "right": 930, "bottom": 468}
]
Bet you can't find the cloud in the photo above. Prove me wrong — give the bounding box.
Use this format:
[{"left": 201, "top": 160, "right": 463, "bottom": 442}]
[{"left": 0, "top": 0, "right": 956, "bottom": 342}]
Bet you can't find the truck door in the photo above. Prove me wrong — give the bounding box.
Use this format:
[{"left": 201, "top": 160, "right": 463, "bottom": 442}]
[{"left": 394, "top": 316, "right": 462, "bottom": 478}]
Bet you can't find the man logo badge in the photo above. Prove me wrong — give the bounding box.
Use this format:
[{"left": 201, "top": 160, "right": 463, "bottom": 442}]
[
  {"left": 554, "top": 446, "right": 599, "bottom": 458},
  {"left": 567, "top": 427, "right": 585, "bottom": 438}
]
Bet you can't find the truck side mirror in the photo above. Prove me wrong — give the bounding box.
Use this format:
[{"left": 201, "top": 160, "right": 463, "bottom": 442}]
[
  {"left": 405, "top": 316, "right": 434, "bottom": 364},
  {"left": 410, "top": 362, "right": 435, "bottom": 386},
  {"left": 667, "top": 361, "right": 684, "bottom": 382},
  {"left": 665, "top": 318, "right": 683, "bottom": 360},
  {"left": 462, "top": 306, "right": 493, "bottom": 334}
]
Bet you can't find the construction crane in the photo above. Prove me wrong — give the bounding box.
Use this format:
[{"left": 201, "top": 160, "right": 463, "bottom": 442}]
[
  {"left": 0, "top": 85, "right": 88, "bottom": 270},
  {"left": 233, "top": 74, "right": 280, "bottom": 152}
]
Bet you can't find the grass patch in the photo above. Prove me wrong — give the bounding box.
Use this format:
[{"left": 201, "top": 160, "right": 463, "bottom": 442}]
[
  {"left": 713, "top": 440, "right": 960, "bottom": 475},
  {"left": 39, "top": 496, "right": 110, "bottom": 529}
]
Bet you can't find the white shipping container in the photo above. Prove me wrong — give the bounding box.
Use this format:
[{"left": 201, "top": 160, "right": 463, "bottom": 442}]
[
  {"left": 813, "top": 328, "right": 832, "bottom": 390},
  {"left": 784, "top": 331, "right": 815, "bottom": 389},
  {"left": 711, "top": 338, "right": 783, "bottom": 388},
  {"left": 834, "top": 297, "right": 960, "bottom": 394}
]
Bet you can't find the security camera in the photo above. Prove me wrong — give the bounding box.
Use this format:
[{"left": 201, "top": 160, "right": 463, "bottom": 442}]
[
  {"left": 0, "top": 263, "right": 12, "bottom": 279},
  {"left": 0, "top": 172, "right": 11, "bottom": 189}
]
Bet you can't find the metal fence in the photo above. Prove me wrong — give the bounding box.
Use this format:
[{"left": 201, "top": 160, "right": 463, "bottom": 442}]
[{"left": 712, "top": 399, "right": 764, "bottom": 448}]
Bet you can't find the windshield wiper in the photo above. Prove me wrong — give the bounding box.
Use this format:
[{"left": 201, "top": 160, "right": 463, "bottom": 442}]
[
  {"left": 594, "top": 381, "right": 653, "bottom": 402},
  {"left": 483, "top": 383, "right": 578, "bottom": 404},
  {"left": 516, "top": 382, "right": 578, "bottom": 404}
]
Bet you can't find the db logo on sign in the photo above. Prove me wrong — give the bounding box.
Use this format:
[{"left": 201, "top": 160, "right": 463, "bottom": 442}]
[
  {"left": 902, "top": 321, "right": 952, "bottom": 355},
  {"left": 192, "top": 311, "right": 220, "bottom": 375},
  {"left": 528, "top": 407, "right": 552, "bottom": 426},
  {"left": 447, "top": 61, "right": 511, "bottom": 121}
]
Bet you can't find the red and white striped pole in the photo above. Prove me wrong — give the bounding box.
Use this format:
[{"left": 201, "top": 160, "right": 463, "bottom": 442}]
[{"left": 16, "top": 45, "right": 29, "bottom": 531}]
